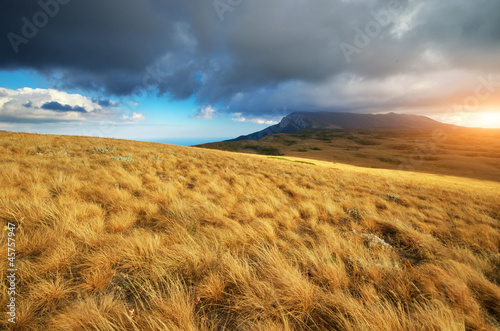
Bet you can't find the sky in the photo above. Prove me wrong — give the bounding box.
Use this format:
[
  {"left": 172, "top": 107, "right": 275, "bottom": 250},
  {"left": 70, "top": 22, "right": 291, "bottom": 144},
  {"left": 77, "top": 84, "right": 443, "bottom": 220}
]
[{"left": 1, "top": 0, "right": 499, "bottom": 144}]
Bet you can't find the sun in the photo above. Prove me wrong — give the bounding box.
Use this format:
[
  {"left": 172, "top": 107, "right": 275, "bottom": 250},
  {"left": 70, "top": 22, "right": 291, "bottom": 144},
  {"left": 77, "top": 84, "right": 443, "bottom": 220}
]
[{"left": 473, "top": 111, "right": 500, "bottom": 128}]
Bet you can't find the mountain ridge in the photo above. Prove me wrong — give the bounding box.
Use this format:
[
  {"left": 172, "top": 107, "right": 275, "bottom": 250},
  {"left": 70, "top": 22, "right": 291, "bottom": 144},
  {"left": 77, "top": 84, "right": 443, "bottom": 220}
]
[{"left": 226, "top": 112, "right": 457, "bottom": 142}]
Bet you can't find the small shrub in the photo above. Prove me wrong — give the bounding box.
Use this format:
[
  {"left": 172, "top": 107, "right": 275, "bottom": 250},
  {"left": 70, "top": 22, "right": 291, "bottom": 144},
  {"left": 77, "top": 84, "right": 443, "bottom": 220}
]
[
  {"left": 383, "top": 194, "right": 400, "bottom": 202},
  {"left": 361, "top": 233, "right": 392, "bottom": 249},
  {"left": 290, "top": 132, "right": 312, "bottom": 139},
  {"left": 90, "top": 147, "right": 117, "bottom": 154},
  {"left": 282, "top": 139, "right": 298, "bottom": 146},
  {"left": 377, "top": 157, "right": 402, "bottom": 164},
  {"left": 354, "top": 138, "right": 381, "bottom": 145},
  {"left": 113, "top": 156, "right": 133, "bottom": 162},
  {"left": 314, "top": 133, "right": 333, "bottom": 142},
  {"left": 389, "top": 144, "right": 414, "bottom": 150},
  {"left": 242, "top": 144, "right": 283, "bottom": 156}
]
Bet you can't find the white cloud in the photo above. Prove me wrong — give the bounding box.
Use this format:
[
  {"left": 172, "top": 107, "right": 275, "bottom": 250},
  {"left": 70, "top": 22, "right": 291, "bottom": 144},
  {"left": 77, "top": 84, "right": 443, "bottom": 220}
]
[
  {"left": 122, "top": 112, "right": 146, "bottom": 122},
  {"left": 0, "top": 87, "right": 119, "bottom": 123},
  {"left": 192, "top": 105, "right": 216, "bottom": 120},
  {"left": 232, "top": 113, "right": 279, "bottom": 125}
]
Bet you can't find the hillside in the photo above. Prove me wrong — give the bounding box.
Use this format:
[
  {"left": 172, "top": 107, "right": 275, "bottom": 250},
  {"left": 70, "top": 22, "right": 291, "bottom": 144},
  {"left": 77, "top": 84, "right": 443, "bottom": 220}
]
[
  {"left": 199, "top": 127, "right": 500, "bottom": 182},
  {"left": 227, "top": 112, "right": 456, "bottom": 142},
  {"left": 1, "top": 132, "right": 500, "bottom": 330}
]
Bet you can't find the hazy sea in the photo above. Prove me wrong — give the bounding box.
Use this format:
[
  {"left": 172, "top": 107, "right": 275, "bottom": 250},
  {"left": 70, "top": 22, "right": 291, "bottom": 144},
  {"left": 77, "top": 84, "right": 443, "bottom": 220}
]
[{"left": 136, "top": 137, "right": 232, "bottom": 147}]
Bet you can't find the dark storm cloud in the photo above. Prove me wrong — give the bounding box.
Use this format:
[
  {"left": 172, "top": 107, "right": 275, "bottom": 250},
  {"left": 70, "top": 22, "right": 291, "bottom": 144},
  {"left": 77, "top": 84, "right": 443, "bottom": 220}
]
[
  {"left": 96, "top": 100, "right": 112, "bottom": 108},
  {"left": 1, "top": 0, "right": 499, "bottom": 117},
  {"left": 41, "top": 101, "right": 86, "bottom": 112},
  {"left": 92, "top": 98, "right": 117, "bottom": 108},
  {"left": 0, "top": 0, "right": 186, "bottom": 95}
]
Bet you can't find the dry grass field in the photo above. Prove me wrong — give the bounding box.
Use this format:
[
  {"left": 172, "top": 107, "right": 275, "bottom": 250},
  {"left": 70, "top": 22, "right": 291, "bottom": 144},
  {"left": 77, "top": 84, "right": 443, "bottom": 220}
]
[
  {"left": 1, "top": 131, "right": 500, "bottom": 330},
  {"left": 199, "top": 127, "right": 500, "bottom": 182}
]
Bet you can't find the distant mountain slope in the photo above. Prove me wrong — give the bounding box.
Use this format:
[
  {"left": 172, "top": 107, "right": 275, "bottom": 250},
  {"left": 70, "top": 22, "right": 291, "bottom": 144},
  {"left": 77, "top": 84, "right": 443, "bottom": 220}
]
[
  {"left": 199, "top": 127, "right": 500, "bottom": 182},
  {"left": 227, "top": 112, "right": 456, "bottom": 141}
]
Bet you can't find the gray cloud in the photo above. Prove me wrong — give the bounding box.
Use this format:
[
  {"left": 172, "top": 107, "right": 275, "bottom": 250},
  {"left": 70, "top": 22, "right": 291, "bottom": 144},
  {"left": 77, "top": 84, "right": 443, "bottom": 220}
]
[
  {"left": 1, "top": 0, "right": 499, "bottom": 118},
  {"left": 41, "top": 101, "right": 86, "bottom": 112}
]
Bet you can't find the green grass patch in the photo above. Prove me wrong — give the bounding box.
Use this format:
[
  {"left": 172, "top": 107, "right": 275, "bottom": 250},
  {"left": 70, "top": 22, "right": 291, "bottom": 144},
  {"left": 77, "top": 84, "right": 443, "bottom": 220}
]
[{"left": 267, "top": 157, "right": 316, "bottom": 165}]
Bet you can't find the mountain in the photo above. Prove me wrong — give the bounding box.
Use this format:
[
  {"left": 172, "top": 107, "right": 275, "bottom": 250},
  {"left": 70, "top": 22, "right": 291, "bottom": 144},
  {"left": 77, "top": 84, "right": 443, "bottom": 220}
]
[{"left": 226, "top": 112, "right": 456, "bottom": 141}]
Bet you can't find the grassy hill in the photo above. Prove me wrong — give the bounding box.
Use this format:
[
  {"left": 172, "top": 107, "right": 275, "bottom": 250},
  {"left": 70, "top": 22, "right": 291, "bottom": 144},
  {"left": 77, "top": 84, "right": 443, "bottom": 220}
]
[
  {"left": 1, "top": 131, "right": 500, "bottom": 330},
  {"left": 198, "top": 127, "right": 500, "bottom": 182}
]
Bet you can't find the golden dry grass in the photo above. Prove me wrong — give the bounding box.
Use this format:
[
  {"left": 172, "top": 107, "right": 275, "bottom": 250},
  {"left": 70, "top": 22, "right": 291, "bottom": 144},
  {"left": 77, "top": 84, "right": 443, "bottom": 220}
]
[
  {"left": 199, "top": 127, "right": 500, "bottom": 182},
  {"left": 0, "top": 131, "right": 499, "bottom": 330}
]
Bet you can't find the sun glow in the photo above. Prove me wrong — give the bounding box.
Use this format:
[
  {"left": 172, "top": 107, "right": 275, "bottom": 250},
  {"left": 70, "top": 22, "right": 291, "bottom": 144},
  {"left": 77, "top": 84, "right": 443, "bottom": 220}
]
[
  {"left": 435, "top": 110, "right": 500, "bottom": 129},
  {"left": 477, "top": 111, "right": 500, "bottom": 128}
]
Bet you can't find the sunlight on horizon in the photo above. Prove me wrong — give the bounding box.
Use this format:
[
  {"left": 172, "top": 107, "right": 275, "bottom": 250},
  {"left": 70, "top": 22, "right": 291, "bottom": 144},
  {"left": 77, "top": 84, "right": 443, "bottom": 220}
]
[
  {"left": 434, "top": 110, "right": 500, "bottom": 129},
  {"left": 477, "top": 111, "right": 500, "bottom": 128}
]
